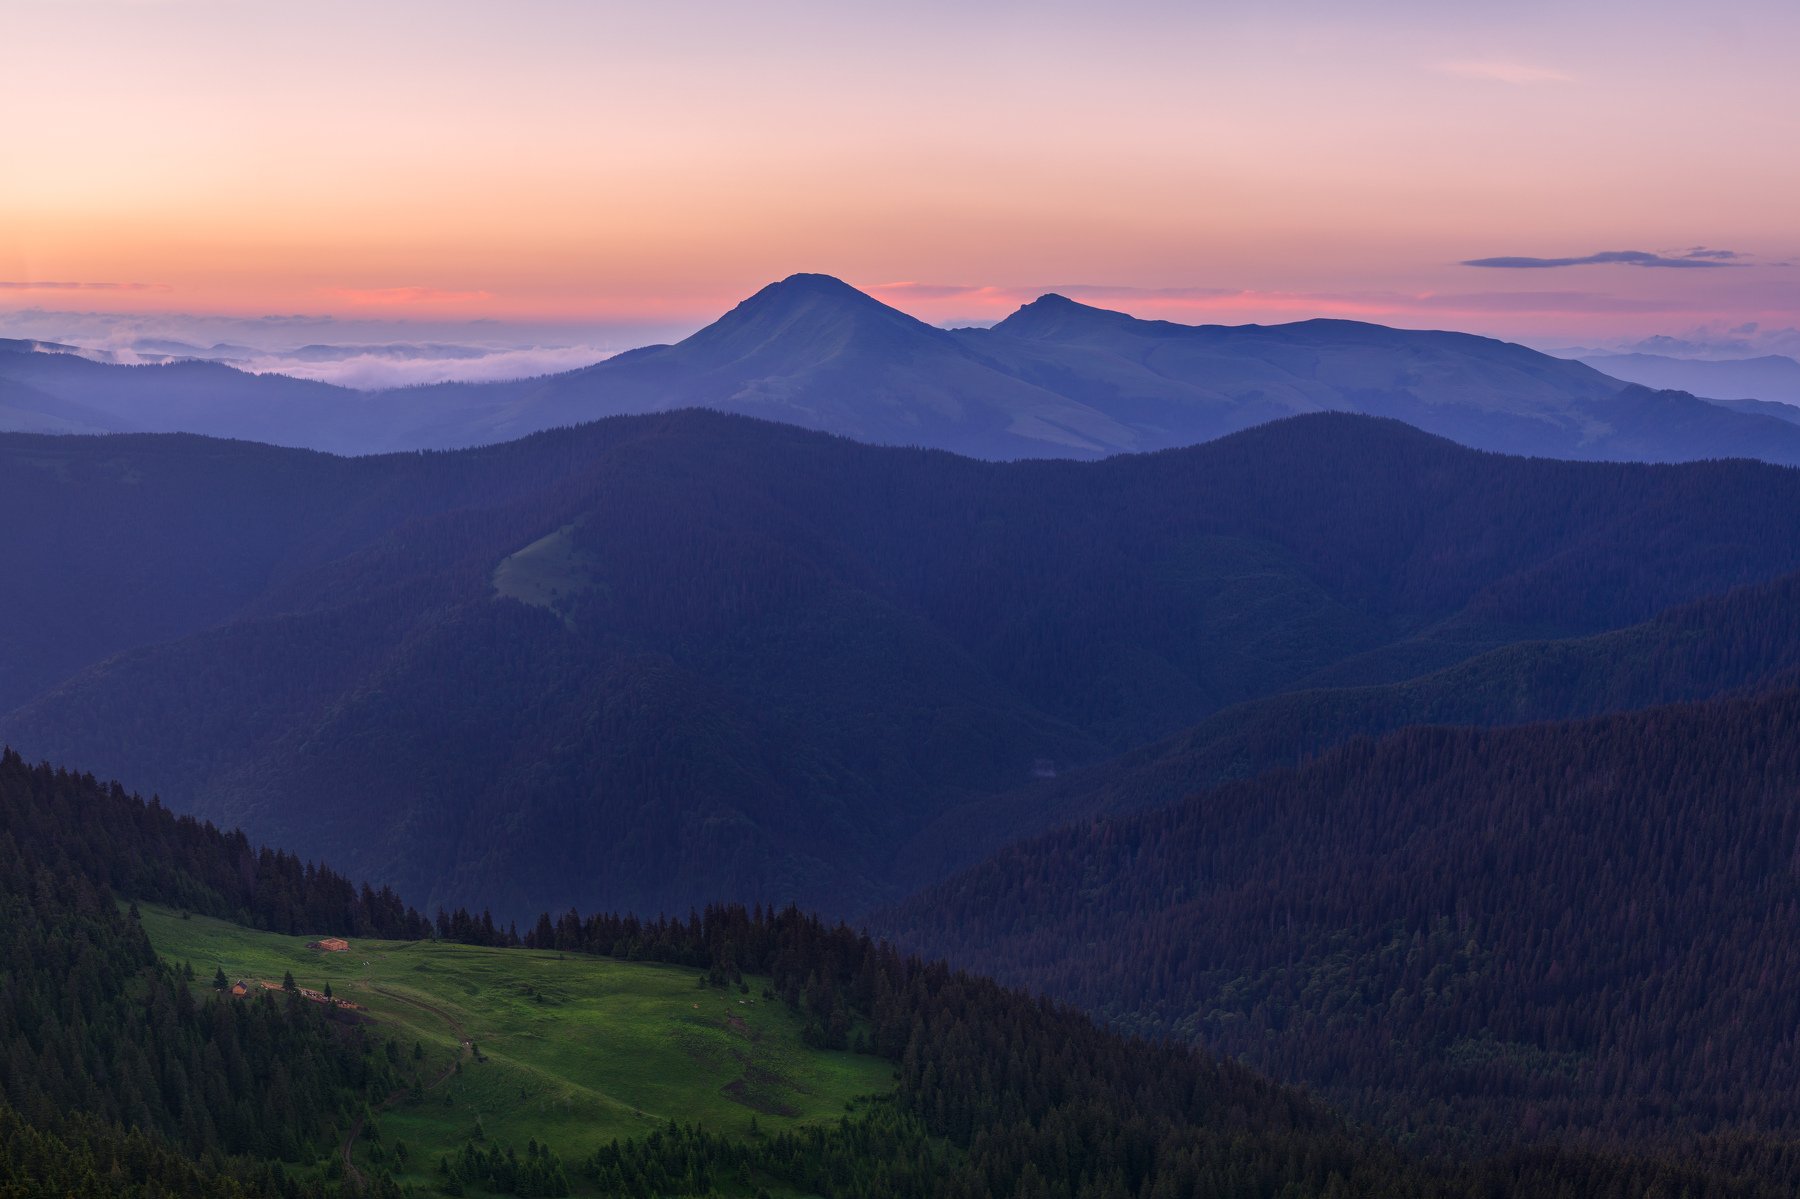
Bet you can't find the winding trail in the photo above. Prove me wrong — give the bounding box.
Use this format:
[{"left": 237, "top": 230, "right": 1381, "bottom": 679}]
[{"left": 339, "top": 984, "right": 475, "bottom": 1188}]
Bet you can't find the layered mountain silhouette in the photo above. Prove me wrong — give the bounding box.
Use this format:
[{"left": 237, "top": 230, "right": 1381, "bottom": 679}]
[
  {"left": 413, "top": 275, "right": 1800, "bottom": 462},
  {"left": 9, "top": 275, "right": 1800, "bottom": 463},
  {"left": 1576, "top": 350, "right": 1800, "bottom": 414},
  {"left": 0, "top": 340, "right": 543, "bottom": 452},
  {"left": 899, "top": 568, "right": 1800, "bottom": 885},
  {"left": 8, "top": 410, "right": 1800, "bottom": 920},
  {"left": 468, "top": 274, "right": 1141, "bottom": 456}
]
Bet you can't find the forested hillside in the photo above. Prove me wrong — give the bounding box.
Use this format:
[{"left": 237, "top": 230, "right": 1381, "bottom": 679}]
[
  {"left": 9, "top": 411, "right": 1800, "bottom": 917},
  {"left": 4, "top": 747, "right": 1789, "bottom": 1197},
  {"left": 881, "top": 688, "right": 1800, "bottom": 1169},
  {"left": 904, "top": 568, "right": 1800, "bottom": 878},
  {"left": 0, "top": 749, "right": 413, "bottom": 1197},
  {"left": 0, "top": 427, "right": 613, "bottom": 711}
]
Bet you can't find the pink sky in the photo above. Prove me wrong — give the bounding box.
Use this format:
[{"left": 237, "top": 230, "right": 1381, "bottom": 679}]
[{"left": 6, "top": 0, "right": 1797, "bottom": 346}]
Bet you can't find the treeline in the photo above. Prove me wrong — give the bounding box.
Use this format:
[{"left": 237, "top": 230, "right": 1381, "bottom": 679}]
[
  {"left": 912, "top": 564, "right": 1800, "bottom": 884},
  {"left": 0, "top": 747, "right": 430, "bottom": 938},
  {"left": 514, "top": 899, "right": 1800, "bottom": 1196},
  {"left": 579, "top": 1107, "right": 943, "bottom": 1199},
  {"left": 0, "top": 751, "right": 408, "bottom": 1198},
  {"left": 0, "top": 1104, "right": 256, "bottom": 1199},
  {"left": 438, "top": 1137, "right": 571, "bottom": 1197},
  {"left": 517, "top": 900, "right": 1437, "bottom": 1197},
  {"left": 883, "top": 688, "right": 1800, "bottom": 1175}
]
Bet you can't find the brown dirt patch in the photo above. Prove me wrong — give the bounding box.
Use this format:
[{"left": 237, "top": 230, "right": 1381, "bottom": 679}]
[{"left": 722, "top": 1075, "right": 800, "bottom": 1118}]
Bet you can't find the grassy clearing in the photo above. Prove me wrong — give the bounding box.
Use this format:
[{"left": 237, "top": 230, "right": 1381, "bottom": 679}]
[
  {"left": 492, "top": 521, "right": 599, "bottom": 617},
  {"left": 140, "top": 906, "right": 892, "bottom": 1194}
]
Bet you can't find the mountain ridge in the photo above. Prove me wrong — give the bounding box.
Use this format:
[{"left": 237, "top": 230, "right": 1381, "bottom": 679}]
[
  {"left": 896, "top": 566, "right": 1800, "bottom": 884},
  {"left": 8, "top": 409, "right": 1800, "bottom": 919},
  {"left": 1579, "top": 350, "right": 1800, "bottom": 407},
  {"left": 11, "top": 274, "right": 1800, "bottom": 464}
]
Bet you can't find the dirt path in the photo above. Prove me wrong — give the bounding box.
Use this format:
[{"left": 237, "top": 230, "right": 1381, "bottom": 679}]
[
  {"left": 369, "top": 983, "right": 474, "bottom": 1048},
  {"left": 339, "top": 985, "right": 474, "bottom": 1188}
]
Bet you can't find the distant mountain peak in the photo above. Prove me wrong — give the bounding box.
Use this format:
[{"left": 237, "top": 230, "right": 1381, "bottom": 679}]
[
  {"left": 670, "top": 273, "right": 946, "bottom": 366},
  {"left": 1016, "top": 292, "right": 1108, "bottom": 316},
  {"left": 718, "top": 273, "right": 909, "bottom": 318},
  {"left": 771, "top": 271, "right": 862, "bottom": 293},
  {"left": 739, "top": 272, "right": 900, "bottom": 313},
  {"left": 992, "top": 293, "right": 1142, "bottom": 339}
]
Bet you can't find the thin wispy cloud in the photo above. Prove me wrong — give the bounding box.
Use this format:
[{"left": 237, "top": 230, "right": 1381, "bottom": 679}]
[
  {"left": 879, "top": 281, "right": 1680, "bottom": 318},
  {"left": 324, "top": 286, "right": 495, "bottom": 306},
  {"left": 1053, "top": 284, "right": 1240, "bottom": 301},
  {"left": 1433, "top": 60, "right": 1572, "bottom": 85},
  {"left": 0, "top": 281, "right": 170, "bottom": 292},
  {"left": 873, "top": 282, "right": 999, "bottom": 300},
  {"left": 1463, "top": 250, "right": 1744, "bottom": 270},
  {"left": 881, "top": 281, "right": 1688, "bottom": 322}
]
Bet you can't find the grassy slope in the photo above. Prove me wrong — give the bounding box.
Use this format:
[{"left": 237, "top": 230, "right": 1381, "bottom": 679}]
[
  {"left": 140, "top": 906, "right": 893, "bottom": 1195},
  {"left": 491, "top": 521, "right": 600, "bottom": 618}
]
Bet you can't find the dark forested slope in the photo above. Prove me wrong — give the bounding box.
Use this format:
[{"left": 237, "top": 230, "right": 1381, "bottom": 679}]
[
  {"left": 881, "top": 689, "right": 1800, "bottom": 1161},
  {"left": 903, "top": 568, "right": 1800, "bottom": 880},
  {"left": 0, "top": 427, "right": 616, "bottom": 711},
  {"left": 0, "top": 749, "right": 412, "bottom": 1197},
  {"left": 9, "top": 412, "right": 1800, "bottom": 917}
]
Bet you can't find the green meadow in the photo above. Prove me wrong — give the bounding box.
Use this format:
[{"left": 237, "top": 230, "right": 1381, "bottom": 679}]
[{"left": 139, "top": 906, "right": 893, "bottom": 1195}]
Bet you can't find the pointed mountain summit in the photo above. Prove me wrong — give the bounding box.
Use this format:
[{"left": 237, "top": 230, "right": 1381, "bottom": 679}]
[
  {"left": 990, "top": 293, "right": 1154, "bottom": 341},
  {"left": 672, "top": 272, "right": 954, "bottom": 368}
]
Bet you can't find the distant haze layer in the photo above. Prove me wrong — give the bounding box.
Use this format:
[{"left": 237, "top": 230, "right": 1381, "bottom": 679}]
[
  {"left": 7, "top": 0, "right": 1800, "bottom": 345},
  {"left": 9, "top": 273, "right": 1800, "bottom": 461}
]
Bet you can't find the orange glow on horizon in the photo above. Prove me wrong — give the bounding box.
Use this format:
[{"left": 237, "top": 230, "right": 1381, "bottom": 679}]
[
  {"left": 0, "top": 272, "right": 1791, "bottom": 349},
  {"left": 324, "top": 287, "right": 497, "bottom": 307},
  {"left": 6, "top": 1, "right": 1796, "bottom": 345}
]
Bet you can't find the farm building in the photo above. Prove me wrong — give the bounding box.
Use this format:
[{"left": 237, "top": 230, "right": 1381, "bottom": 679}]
[{"left": 306, "top": 937, "right": 350, "bottom": 952}]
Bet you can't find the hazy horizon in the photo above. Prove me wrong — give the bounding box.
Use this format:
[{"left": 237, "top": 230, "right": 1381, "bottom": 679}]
[
  {"left": 7, "top": 279, "right": 1800, "bottom": 390},
  {"left": 9, "top": 0, "right": 1798, "bottom": 368}
]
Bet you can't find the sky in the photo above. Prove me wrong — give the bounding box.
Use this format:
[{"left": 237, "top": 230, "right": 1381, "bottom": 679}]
[{"left": 6, "top": 0, "right": 1799, "bottom": 377}]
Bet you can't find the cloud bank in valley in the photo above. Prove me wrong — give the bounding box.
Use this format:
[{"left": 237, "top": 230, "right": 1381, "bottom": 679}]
[
  {"left": 0, "top": 307, "right": 695, "bottom": 388},
  {"left": 236, "top": 344, "right": 615, "bottom": 389}
]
